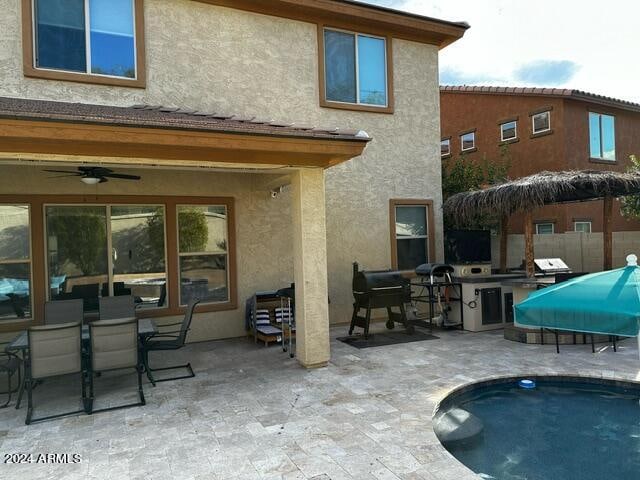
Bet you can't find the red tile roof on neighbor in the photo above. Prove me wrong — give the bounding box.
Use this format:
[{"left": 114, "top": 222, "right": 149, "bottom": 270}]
[
  {"left": 0, "top": 96, "right": 372, "bottom": 142},
  {"left": 440, "top": 85, "right": 640, "bottom": 113}
]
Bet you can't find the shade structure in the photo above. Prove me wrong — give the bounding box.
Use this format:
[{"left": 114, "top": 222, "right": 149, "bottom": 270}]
[{"left": 515, "top": 256, "right": 640, "bottom": 358}]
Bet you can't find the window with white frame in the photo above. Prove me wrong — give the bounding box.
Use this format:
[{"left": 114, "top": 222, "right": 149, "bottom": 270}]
[
  {"left": 392, "top": 202, "right": 431, "bottom": 270},
  {"left": 535, "top": 222, "right": 554, "bottom": 234},
  {"left": 323, "top": 28, "right": 388, "bottom": 107},
  {"left": 460, "top": 132, "right": 475, "bottom": 151},
  {"left": 532, "top": 111, "right": 551, "bottom": 134},
  {"left": 441, "top": 138, "right": 451, "bottom": 157},
  {"left": 33, "top": 0, "right": 137, "bottom": 79},
  {"left": 589, "top": 112, "right": 616, "bottom": 161},
  {"left": 0, "top": 205, "right": 32, "bottom": 320},
  {"left": 177, "top": 205, "right": 229, "bottom": 306},
  {"left": 574, "top": 221, "right": 592, "bottom": 233},
  {"left": 500, "top": 121, "right": 517, "bottom": 141}
]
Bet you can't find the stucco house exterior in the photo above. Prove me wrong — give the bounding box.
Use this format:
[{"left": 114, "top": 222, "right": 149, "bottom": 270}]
[{"left": 0, "top": 0, "right": 467, "bottom": 367}]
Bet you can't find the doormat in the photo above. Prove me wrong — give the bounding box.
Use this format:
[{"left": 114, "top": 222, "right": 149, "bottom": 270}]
[{"left": 337, "top": 331, "right": 439, "bottom": 349}]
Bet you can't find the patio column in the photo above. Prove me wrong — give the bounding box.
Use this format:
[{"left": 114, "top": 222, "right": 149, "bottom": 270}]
[
  {"left": 603, "top": 195, "right": 613, "bottom": 270},
  {"left": 524, "top": 211, "right": 535, "bottom": 278},
  {"left": 291, "top": 168, "right": 330, "bottom": 368}
]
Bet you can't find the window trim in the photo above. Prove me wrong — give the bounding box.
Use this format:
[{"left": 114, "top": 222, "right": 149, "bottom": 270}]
[
  {"left": 176, "top": 204, "right": 231, "bottom": 307},
  {"left": 500, "top": 120, "right": 518, "bottom": 142},
  {"left": 389, "top": 199, "right": 435, "bottom": 272},
  {"left": 588, "top": 111, "right": 616, "bottom": 161},
  {"left": 43, "top": 203, "right": 169, "bottom": 308},
  {"left": 0, "top": 195, "right": 236, "bottom": 333},
  {"left": 21, "top": 0, "right": 146, "bottom": 88},
  {"left": 441, "top": 138, "right": 451, "bottom": 157},
  {"left": 318, "top": 24, "right": 394, "bottom": 114},
  {"left": 535, "top": 222, "right": 555, "bottom": 235},
  {"left": 460, "top": 131, "right": 476, "bottom": 152},
  {"left": 574, "top": 221, "right": 592, "bottom": 233},
  {"left": 531, "top": 111, "right": 551, "bottom": 135},
  {"left": 0, "top": 204, "right": 34, "bottom": 322}
]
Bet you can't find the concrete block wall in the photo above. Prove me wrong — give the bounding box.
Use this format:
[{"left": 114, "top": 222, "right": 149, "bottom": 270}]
[{"left": 491, "top": 232, "right": 640, "bottom": 272}]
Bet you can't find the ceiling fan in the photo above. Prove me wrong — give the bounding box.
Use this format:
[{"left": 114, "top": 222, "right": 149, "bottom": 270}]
[{"left": 44, "top": 166, "right": 141, "bottom": 185}]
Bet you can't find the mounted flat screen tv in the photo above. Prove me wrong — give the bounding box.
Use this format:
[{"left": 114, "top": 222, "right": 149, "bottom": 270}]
[{"left": 444, "top": 230, "right": 492, "bottom": 264}]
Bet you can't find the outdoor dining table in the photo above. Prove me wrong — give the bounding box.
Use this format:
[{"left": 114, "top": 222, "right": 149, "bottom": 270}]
[{"left": 5, "top": 318, "right": 158, "bottom": 352}]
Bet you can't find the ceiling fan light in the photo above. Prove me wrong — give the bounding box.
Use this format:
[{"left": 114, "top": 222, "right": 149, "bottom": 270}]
[{"left": 81, "top": 176, "right": 101, "bottom": 185}]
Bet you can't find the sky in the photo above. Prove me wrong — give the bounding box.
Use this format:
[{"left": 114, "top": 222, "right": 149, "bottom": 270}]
[{"left": 366, "top": 0, "right": 640, "bottom": 103}]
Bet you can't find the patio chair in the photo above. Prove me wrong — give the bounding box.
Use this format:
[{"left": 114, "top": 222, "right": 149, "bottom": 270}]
[
  {"left": 25, "top": 322, "right": 87, "bottom": 425},
  {"left": 44, "top": 299, "right": 84, "bottom": 325},
  {"left": 99, "top": 295, "right": 135, "bottom": 320},
  {"left": 0, "top": 341, "right": 22, "bottom": 408},
  {"left": 86, "top": 318, "right": 145, "bottom": 413},
  {"left": 141, "top": 299, "right": 200, "bottom": 386}
]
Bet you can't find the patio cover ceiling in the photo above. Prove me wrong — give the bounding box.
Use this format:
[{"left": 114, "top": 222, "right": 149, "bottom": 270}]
[{"left": 0, "top": 97, "right": 371, "bottom": 169}]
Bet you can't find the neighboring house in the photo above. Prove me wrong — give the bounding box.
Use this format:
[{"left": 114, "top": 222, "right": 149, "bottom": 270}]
[
  {"left": 0, "top": 0, "right": 467, "bottom": 367},
  {"left": 440, "top": 86, "right": 640, "bottom": 235}
]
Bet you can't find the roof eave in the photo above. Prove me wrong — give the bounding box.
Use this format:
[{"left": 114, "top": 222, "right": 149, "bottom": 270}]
[{"left": 194, "top": 0, "right": 469, "bottom": 48}]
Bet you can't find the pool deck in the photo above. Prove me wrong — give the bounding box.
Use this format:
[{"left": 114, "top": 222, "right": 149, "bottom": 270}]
[{"left": 1, "top": 324, "right": 638, "bottom": 480}]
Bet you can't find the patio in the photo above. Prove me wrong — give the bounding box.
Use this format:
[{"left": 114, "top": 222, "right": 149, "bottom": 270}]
[{"left": 1, "top": 324, "right": 638, "bottom": 480}]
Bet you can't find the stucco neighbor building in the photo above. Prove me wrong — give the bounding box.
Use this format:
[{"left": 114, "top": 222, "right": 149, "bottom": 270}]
[
  {"left": 440, "top": 86, "right": 640, "bottom": 235},
  {"left": 0, "top": 0, "right": 467, "bottom": 367}
]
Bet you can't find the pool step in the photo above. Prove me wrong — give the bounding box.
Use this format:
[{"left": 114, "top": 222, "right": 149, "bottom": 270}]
[{"left": 434, "top": 408, "right": 484, "bottom": 446}]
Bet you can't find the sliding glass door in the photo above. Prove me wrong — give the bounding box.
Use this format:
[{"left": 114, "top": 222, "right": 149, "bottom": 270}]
[{"left": 45, "top": 204, "right": 167, "bottom": 311}]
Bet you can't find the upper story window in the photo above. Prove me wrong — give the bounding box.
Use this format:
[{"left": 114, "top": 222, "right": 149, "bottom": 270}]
[
  {"left": 460, "top": 131, "right": 475, "bottom": 152},
  {"left": 500, "top": 121, "right": 517, "bottom": 141},
  {"left": 574, "top": 221, "right": 592, "bottom": 233},
  {"left": 535, "top": 222, "right": 554, "bottom": 235},
  {"left": 589, "top": 112, "right": 616, "bottom": 161},
  {"left": 321, "top": 27, "right": 392, "bottom": 113},
  {"left": 24, "top": 0, "right": 146, "bottom": 87},
  {"left": 441, "top": 138, "right": 451, "bottom": 157},
  {"left": 532, "top": 111, "right": 551, "bottom": 134}
]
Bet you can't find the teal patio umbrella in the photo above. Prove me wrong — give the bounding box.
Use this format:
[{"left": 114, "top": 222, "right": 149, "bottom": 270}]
[{"left": 514, "top": 254, "right": 640, "bottom": 358}]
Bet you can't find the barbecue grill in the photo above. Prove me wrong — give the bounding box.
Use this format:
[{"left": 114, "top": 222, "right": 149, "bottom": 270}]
[{"left": 349, "top": 262, "right": 412, "bottom": 337}]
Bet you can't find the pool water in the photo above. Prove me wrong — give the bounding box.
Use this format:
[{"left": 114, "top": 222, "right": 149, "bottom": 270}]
[{"left": 436, "top": 379, "right": 640, "bottom": 480}]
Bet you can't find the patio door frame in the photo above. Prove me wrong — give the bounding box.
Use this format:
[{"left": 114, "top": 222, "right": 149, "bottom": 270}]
[
  {"left": 43, "top": 202, "right": 168, "bottom": 301},
  {"left": 0, "top": 194, "right": 236, "bottom": 333}
]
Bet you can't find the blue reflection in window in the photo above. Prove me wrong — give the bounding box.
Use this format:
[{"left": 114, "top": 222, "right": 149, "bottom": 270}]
[
  {"left": 90, "top": 0, "right": 135, "bottom": 78},
  {"left": 589, "top": 112, "right": 615, "bottom": 160},
  {"left": 324, "top": 30, "right": 356, "bottom": 103},
  {"left": 35, "top": 0, "right": 86, "bottom": 72},
  {"left": 358, "top": 35, "right": 386, "bottom": 106}
]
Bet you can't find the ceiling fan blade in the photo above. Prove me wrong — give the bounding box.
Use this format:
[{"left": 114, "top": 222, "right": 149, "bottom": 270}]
[
  {"left": 43, "top": 169, "right": 82, "bottom": 175},
  {"left": 78, "top": 166, "right": 113, "bottom": 174},
  {"left": 102, "top": 173, "right": 141, "bottom": 180},
  {"left": 47, "top": 174, "right": 82, "bottom": 179}
]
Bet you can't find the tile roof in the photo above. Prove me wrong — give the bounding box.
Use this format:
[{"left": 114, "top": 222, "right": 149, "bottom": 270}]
[
  {"left": 0, "top": 96, "right": 371, "bottom": 142},
  {"left": 440, "top": 85, "right": 640, "bottom": 113}
]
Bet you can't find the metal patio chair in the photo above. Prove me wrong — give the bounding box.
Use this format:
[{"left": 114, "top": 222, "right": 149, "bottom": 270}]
[
  {"left": 44, "top": 299, "right": 84, "bottom": 325},
  {"left": 86, "top": 317, "right": 145, "bottom": 414},
  {"left": 99, "top": 295, "right": 135, "bottom": 320},
  {"left": 141, "top": 299, "right": 199, "bottom": 386},
  {"left": 25, "top": 322, "right": 87, "bottom": 425},
  {"left": 0, "top": 341, "right": 22, "bottom": 408}
]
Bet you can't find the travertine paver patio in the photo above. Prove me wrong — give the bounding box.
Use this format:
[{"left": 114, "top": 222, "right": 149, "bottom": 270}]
[{"left": 1, "top": 324, "right": 638, "bottom": 480}]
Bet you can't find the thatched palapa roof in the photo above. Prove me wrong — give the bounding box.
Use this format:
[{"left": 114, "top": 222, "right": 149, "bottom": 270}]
[{"left": 443, "top": 170, "right": 640, "bottom": 223}]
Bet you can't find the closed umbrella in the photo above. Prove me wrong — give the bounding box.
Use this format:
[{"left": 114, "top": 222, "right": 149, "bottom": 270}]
[{"left": 515, "top": 254, "right": 640, "bottom": 359}]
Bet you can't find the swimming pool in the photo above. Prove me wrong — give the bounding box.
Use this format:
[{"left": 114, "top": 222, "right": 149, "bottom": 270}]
[{"left": 434, "top": 376, "right": 640, "bottom": 480}]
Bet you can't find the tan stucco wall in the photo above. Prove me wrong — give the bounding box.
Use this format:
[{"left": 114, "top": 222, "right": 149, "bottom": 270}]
[
  {"left": 0, "top": 0, "right": 443, "bottom": 330},
  {"left": 0, "top": 165, "right": 294, "bottom": 342}
]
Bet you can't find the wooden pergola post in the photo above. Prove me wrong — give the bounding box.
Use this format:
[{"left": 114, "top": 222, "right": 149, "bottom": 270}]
[
  {"left": 603, "top": 195, "right": 613, "bottom": 270},
  {"left": 524, "top": 210, "right": 535, "bottom": 278},
  {"left": 500, "top": 214, "right": 509, "bottom": 273}
]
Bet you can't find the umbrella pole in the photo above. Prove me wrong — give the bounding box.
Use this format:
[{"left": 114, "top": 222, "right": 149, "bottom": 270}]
[{"left": 524, "top": 211, "right": 535, "bottom": 278}]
